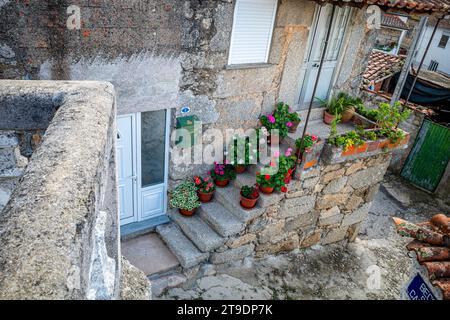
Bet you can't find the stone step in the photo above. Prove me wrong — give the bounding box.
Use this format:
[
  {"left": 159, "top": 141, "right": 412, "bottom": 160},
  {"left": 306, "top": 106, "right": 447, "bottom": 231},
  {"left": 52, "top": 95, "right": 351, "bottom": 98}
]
[
  {"left": 214, "top": 185, "right": 265, "bottom": 224},
  {"left": 168, "top": 209, "right": 226, "bottom": 253},
  {"left": 199, "top": 201, "right": 246, "bottom": 237},
  {"left": 0, "top": 148, "right": 19, "bottom": 171},
  {"left": 0, "top": 132, "right": 18, "bottom": 148},
  {"left": 156, "top": 223, "right": 209, "bottom": 269},
  {"left": 233, "top": 172, "right": 286, "bottom": 208}
]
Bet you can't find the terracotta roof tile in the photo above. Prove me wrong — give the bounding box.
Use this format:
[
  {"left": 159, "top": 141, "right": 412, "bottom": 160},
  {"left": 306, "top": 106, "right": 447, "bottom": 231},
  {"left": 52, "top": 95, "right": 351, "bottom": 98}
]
[
  {"left": 394, "top": 214, "right": 450, "bottom": 300},
  {"left": 315, "top": 0, "right": 450, "bottom": 13},
  {"left": 363, "top": 51, "right": 405, "bottom": 83},
  {"left": 382, "top": 14, "right": 409, "bottom": 29}
]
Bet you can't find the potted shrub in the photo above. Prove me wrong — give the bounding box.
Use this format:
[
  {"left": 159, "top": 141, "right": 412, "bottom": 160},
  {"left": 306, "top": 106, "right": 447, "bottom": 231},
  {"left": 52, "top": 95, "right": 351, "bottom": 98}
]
[
  {"left": 336, "top": 92, "right": 363, "bottom": 123},
  {"left": 259, "top": 102, "right": 291, "bottom": 144},
  {"left": 169, "top": 180, "right": 201, "bottom": 216},
  {"left": 256, "top": 169, "right": 288, "bottom": 194},
  {"left": 240, "top": 185, "right": 260, "bottom": 209},
  {"left": 361, "top": 129, "right": 380, "bottom": 152},
  {"left": 194, "top": 176, "right": 216, "bottom": 203},
  {"left": 287, "top": 111, "right": 301, "bottom": 133},
  {"left": 295, "top": 134, "right": 319, "bottom": 155},
  {"left": 228, "top": 135, "right": 259, "bottom": 174},
  {"left": 318, "top": 95, "right": 346, "bottom": 125},
  {"left": 210, "top": 162, "right": 236, "bottom": 188}
]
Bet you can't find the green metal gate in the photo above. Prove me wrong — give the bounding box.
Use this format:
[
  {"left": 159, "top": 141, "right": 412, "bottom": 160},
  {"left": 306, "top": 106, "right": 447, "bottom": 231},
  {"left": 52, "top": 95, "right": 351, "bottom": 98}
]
[{"left": 401, "top": 119, "right": 450, "bottom": 192}]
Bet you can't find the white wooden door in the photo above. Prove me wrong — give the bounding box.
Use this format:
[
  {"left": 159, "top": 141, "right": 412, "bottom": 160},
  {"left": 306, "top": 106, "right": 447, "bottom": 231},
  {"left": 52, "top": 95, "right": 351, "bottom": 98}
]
[
  {"left": 117, "top": 110, "right": 170, "bottom": 227},
  {"left": 298, "top": 4, "right": 351, "bottom": 109},
  {"left": 117, "top": 115, "right": 137, "bottom": 225},
  {"left": 137, "top": 110, "right": 169, "bottom": 221}
]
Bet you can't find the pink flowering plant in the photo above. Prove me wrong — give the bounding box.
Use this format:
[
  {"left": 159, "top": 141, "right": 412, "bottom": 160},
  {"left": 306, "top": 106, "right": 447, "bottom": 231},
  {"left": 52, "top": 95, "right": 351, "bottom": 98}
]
[
  {"left": 210, "top": 162, "right": 236, "bottom": 181},
  {"left": 194, "top": 175, "right": 216, "bottom": 194},
  {"left": 295, "top": 134, "right": 319, "bottom": 153}
]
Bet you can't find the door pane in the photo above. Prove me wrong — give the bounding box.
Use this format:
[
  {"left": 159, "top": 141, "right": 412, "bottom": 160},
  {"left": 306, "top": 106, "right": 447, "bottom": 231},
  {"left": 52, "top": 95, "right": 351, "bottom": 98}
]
[{"left": 141, "top": 110, "right": 166, "bottom": 188}]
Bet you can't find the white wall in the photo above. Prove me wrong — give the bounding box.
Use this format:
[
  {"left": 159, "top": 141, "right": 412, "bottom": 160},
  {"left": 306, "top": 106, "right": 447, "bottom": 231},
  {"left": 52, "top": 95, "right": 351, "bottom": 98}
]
[{"left": 414, "top": 26, "right": 450, "bottom": 76}]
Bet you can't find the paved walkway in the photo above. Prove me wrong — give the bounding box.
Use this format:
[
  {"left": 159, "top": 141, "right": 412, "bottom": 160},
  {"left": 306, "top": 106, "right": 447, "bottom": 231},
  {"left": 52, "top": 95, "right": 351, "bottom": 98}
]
[{"left": 157, "top": 174, "right": 448, "bottom": 300}]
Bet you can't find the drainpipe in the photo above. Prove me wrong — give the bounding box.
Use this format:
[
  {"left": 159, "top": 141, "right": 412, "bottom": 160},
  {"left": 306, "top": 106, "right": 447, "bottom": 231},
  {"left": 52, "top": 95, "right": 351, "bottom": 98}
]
[
  {"left": 297, "top": 4, "right": 336, "bottom": 157},
  {"left": 403, "top": 16, "right": 444, "bottom": 106}
]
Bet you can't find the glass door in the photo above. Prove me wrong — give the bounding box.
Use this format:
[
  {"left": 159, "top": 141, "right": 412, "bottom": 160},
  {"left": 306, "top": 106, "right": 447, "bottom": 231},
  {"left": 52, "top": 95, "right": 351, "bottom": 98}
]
[{"left": 137, "top": 110, "right": 170, "bottom": 221}]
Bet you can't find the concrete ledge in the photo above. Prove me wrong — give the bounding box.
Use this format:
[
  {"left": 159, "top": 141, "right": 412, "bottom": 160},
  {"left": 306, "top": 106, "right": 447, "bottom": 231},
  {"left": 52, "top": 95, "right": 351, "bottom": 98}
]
[{"left": 0, "top": 81, "right": 119, "bottom": 300}]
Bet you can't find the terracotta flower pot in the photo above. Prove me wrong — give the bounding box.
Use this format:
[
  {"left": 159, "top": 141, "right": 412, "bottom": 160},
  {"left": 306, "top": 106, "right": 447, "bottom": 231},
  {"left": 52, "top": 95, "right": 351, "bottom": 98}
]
[
  {"left": 240, "top": 193, "right": 259, "bottom": 209},
  {"left": 378, "top": 139, "right": 389, "bottom": 150},
  {"left": 197, "top": 190, "right": 214, "bottom": 203},
  {"left": 179, "top": 208, "right": 196, "bottom": 216},
  {"left": 341, "top": 107, "right": 355, "bottom": 123},
  {"left": 235, "top": 165, "right": 247, "bottom": 174},
  {"left": 323, "top": 111, "right": 336, "bottom": 125},
  {"left": 288, "top": 120, "right": 301, "bottom": 133},
  {"left": 260, "top": 186, "right": 274, "bottom": 194},
  {"left": 214, "top": 178, "right": 230, "bottom": 188}
]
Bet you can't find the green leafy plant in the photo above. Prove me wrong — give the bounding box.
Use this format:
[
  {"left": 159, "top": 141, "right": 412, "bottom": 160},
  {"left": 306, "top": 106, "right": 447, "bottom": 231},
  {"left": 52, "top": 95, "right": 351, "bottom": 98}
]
[
  {"left": 337, "top": 92, "right": 363, "bottom": 108},
  {"left": 229, "top": 136, "right": 259, "bottom": 166},
  {"left": 241, "top": 185, "right": 259, "bottom": 199},
  {"left": 363, "top": 130, "right": 378, "bottom": 141},
  {"left": 169, "top": 181, "right": 201, "bottom": 211},
  {"left": 384, "top": 128, "right": 407, "bottom": 144},
  {"left": 256, "top": 170, "right": 287, "bottom": 192},
  {"left": 329, "top": 130, "right": 365, "bottom": 151},
  {"left": 355, "top": 104, "right": 379, "bottom": 121},
  {"left": 194, "top": 176, "right": 215, "bottom": 193},
  {"left": 260, "top": 102, "right": 292, "bottom": 138},
  {"left": 210, "top": 163, "right": 236, "bottom": 181},
  {"left": 376, "top": 102, "right": 410, "bottom": 131},
  {"left": 295, "top": 134, "right": 319, "bottom": 153}
]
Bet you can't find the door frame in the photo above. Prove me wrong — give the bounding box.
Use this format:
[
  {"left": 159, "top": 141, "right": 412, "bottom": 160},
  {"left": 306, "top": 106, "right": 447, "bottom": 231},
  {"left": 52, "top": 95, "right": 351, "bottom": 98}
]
[
  {"left": 118, "top": 110, "right": 171, "bottom": 226},
  {"left": 296, "top": 4, "right": 353, "bottom": 108},
  {"left": 117, "top": 113, "right": 139, "bottom": 226}
]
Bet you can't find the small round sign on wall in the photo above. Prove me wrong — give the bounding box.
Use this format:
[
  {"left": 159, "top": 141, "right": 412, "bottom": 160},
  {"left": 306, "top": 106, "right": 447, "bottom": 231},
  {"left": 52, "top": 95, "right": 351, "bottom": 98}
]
[{"left": 181, "top": 106, "right": 191, "bottom": 115}]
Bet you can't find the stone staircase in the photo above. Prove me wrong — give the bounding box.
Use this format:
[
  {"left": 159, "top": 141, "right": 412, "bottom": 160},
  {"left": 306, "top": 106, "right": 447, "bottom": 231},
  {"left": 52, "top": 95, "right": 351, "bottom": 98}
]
[
  {"left": 156, "top": 108, "right": 356, "bottom": 270},
  {"left": 0, "top": 131, "right": 27, "bottom": 212}
]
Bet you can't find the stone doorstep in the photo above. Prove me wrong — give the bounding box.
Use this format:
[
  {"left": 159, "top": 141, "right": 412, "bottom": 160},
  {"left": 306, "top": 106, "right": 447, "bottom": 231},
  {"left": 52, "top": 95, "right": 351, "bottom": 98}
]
[
  {"left": 0, "top": 167, "right": 23, "bottom": 179},
  {"left": 168, "top": 209, "right": 226, "bottom": 253},
  {"left": 214, "top": 185, "right": 265, "bottom": 223},
  {"left": 0, "top": 132, "right": 19, "bottom": 148},
  {"left": 233, "top": 172, "right": 285, "bottom": 208},
  {"left": 156, "top": 223, "right": 209, "bottom": 269},
  {"left": 198, "top": 202, "right": 246, "bottom": 237}
]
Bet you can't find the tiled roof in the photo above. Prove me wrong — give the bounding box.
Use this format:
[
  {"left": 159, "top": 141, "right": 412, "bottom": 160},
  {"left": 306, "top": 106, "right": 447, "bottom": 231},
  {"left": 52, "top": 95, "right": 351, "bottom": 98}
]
[
  {"left": 363, "top": 51, "right": 405, "bottom": 83},
  {"left": 314, "top": 0, "right": 450, "bottom": 13},
  {"left": 382, "top": 14, "right": 409, "bottom": 30},
  {"left": 394, "top": 214, "right": 450, "bottom": 300}
]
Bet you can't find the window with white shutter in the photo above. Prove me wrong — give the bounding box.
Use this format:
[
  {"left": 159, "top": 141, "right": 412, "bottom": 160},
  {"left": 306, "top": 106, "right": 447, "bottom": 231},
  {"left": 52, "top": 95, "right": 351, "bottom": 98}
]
[{"left": 228, "top": 0, "right": 278, "bottom": 65}]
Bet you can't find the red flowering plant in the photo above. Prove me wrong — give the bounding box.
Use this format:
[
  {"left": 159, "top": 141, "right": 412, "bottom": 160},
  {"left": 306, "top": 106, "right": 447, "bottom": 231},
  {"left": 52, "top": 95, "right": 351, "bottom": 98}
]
[
  {"left": 256, "top": 171, "right": 288, "bottom": 192},
  {"left": 295, "top": 134, "right": 319, "bottom": 153},
  {"left": 241, "top": 185, "right": 260, "bottom": 200},
  {"left": 194, "top": 176, "right": 216, "bottom": 194},
  {"left": 210, "top": 162, "right": 236, "bottom": 181}
]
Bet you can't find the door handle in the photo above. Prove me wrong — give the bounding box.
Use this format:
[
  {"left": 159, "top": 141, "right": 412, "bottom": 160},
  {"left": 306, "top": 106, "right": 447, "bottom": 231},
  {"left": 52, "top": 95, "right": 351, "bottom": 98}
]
[{"left": 312, "top": 63, "right": 320, "bottom": 68}]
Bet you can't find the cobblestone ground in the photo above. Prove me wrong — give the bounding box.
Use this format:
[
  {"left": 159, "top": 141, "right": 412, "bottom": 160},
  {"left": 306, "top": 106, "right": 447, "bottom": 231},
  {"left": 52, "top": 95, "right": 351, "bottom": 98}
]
[{"left": 158, "top": 174, "right": 449, "bottom": 300}]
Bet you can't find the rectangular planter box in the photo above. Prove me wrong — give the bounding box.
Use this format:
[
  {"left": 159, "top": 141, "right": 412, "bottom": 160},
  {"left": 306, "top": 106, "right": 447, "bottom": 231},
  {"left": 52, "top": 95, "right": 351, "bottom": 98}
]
[{"left": 321, "top": 130, "right": 410, "bottom": 164}]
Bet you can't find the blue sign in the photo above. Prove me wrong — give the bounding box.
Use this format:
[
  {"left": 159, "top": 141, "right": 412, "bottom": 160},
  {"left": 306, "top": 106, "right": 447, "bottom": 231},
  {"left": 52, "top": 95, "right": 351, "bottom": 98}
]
[
  {"left": 406, "top": 274, "right": 437, "bottom": 300},
  {"left": 181, "top": 106, "right": 191, "bottom": 114}
]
